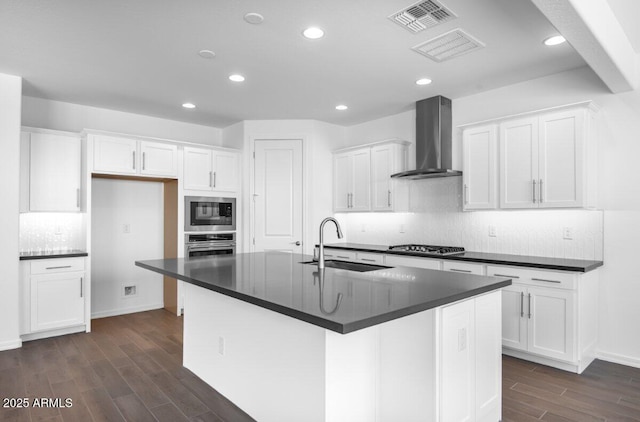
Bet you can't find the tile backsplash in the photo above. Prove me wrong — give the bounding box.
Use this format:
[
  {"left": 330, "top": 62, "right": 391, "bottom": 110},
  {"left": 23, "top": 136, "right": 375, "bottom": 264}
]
[
  {"left": 338, "top": 178, "right": 603, "bottom": 261},
  {"left": 20, "top": 213, "right": 86, "bottom": 253}
]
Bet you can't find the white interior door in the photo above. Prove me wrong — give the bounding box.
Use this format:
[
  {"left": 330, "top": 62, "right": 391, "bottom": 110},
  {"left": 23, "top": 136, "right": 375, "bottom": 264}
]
[{"left": 253, "top": 139, "right": 303, "bottom": 253}]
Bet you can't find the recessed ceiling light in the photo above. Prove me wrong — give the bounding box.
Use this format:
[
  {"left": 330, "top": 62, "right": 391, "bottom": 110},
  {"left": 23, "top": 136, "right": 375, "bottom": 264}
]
[
  {"left": 543, "top": 35, "right": 566, "bottom": 46},
  {"left": 182, "top": 103, "right": 196, "bottom": 109},
  {"left": 244, "top": 13, "right": 264, "bottom": 24},
  {"left": 303, "top": 27, "right": 324, "bottom": 39},
  {"left": 198, "top": 50, "right": 216, "bottom": 59},
  {"left": 335, "top": 105, "right": 348, "bottom": 111},
  {"left": 416, "top": 78, "right": 432, "bottom": 86},
  {"left": 229, "top": 74, "right": 245, "bottom": 82}
]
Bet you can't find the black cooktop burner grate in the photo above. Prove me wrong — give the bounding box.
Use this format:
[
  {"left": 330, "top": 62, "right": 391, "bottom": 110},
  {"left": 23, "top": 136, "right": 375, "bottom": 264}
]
[{"left": 388, "top": 244, "right": 465, "bottom": 256}]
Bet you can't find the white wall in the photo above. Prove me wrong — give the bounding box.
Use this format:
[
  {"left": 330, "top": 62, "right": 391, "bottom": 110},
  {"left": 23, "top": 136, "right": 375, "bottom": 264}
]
[
  {"left": 342, "top": 65, "right": 640, "bottom": 366},
  {"left": 22, "top": 96, "right": 222, "bottom": 145},
  {"left": 235, "top": 120, "right": 345, "bottom": 255},
  {"left": 0, "top": 73, "right": 22, "bottom": 351},
  {"left": 91, "top": 178, "right": 164, "bottom": 318}
]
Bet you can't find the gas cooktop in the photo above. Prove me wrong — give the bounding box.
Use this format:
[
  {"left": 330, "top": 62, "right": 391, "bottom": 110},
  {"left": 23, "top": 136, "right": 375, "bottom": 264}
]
[{"left": 388, "top": 244, "right": 465, "bottom": 256}]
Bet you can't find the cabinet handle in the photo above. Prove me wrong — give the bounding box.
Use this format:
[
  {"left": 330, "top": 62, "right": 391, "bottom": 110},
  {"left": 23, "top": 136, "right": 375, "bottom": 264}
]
[
  {"left": 494, "top": 273, "right": 520, "bottom": 279},
  {"left": 464, "top": 184, "right": 469, "bottom": 205},
  {"left": 520, "top": 292, "right": 524, "bottom": 318},
  {"left": 80, "top": 277, "right": 83, "bottom": 298},
  {"left": 337, "top": 255, "right": 351, "bottom": 260},
  {"left": 531, "top": 277, "right": 561, "bottom": 284},
  {"left": 213, "top": 171, "right": 217, "bottom": 188},
  {"left": 361, "top": 258, "right": 376, "bottom": 263},
  {"left": 450, "top": 268, "right": 472, "bottom": 273},
  {"left": 76, "top": 188, "right": 80, "bottom": 208},
  {"left": 142, "top": 152, "right": 146, "bottom": 170},
  {"left": 132, "top": 151, "right": 136, "bottom": 170},
  {"left": 532, "top": 180, "right": 537, "bottom": 203},
  {"left": 539, "top": 179, "right": 543, "bottom": 203},
  {"left": 209, "top": 171, "right": 213, "bottom": 187},
  {"left": 45, "top": 265, "right": 72, "bottom": 270},
  {"left": 387, "top": 190, "right": 391, "bottom": 207},
  {"left": 528, "top": 293, "right": 532, "bottom": 319}
]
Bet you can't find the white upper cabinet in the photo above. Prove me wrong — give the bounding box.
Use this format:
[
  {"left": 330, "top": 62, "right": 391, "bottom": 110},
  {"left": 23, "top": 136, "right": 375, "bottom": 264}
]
[
  {"left": 93, "top": 135, "right": 138, "bottom": 175},
  {"left": 183, "top": 146, "right": 239, "bottom": 193},
  {"left": 462, "top": 124, "right": 497, "bottom": 210},
  {"left": 140, "top": 141, "right": 178, "bottom": 177},
  {"left": 333, "top": 140, "right": 408, "bottom": 213},
  {"left": 23, "top": 131, "right": 81, "bottom": 212},
  {"left": 462, "top": 102, "right": 597, "bottom": 210},
  {"left": 92, "top": 134, "right": 177, "bottom": 178},
  {"left": 500, "top": 117, "right": 539, "bottom": 209}
]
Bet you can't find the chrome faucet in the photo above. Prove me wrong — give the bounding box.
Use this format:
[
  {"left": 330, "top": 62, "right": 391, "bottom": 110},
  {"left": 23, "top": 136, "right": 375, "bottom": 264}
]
[{"left": 318, "top": 217, "right": 343, "bottom": 269}]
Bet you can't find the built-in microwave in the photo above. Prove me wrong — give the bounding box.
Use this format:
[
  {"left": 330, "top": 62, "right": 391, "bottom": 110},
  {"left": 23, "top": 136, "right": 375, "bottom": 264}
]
[{"left": 185, "top": 196, "right": 236, "bottom": 232}]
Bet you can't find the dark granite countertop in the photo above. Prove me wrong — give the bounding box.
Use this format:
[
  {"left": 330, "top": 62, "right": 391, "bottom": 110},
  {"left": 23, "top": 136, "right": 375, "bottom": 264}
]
[
  {"left": 19, "top": 250, "right": 88, "bottom": 260},
  {"left": 320, "top": 243, "right": 603, "bottom": 272},
  {"left": 136, "top": 252, "right": 510, "bottom": 334}
]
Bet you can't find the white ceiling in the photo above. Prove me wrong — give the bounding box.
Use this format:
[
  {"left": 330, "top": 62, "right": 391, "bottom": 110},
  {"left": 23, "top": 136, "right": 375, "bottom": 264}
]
[
  {"left": 607, "top": 0, "right": 640, "bottom": 53},
  {"left": 0, "top": 0, "right": 587, "bottom": 128}
]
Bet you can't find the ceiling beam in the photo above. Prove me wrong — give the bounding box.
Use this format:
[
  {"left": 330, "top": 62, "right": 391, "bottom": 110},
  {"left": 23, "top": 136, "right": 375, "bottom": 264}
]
[{"left": 531, "top": 0, "right": 639, "bottom": 93}]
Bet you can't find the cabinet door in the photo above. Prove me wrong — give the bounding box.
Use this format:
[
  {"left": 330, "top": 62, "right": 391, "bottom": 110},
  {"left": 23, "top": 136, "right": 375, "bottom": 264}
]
[
  {"left": 371, "top": 145, "right": 393, "bottom": 211},
  {"left": 183, "top": 147, "right": 213, "bottom": 190},
  {"left": 31, "top": 272, "right": 85, "bottom": 332},
  {"left": 527, "top": 286, "right": 575, "bottom": 362},
  {"left": 333, "top": 152, "right": 352, "bottom": 212},
  {"left": 212, "top": 150, "right": 239, "bottom": 192},
  {"left": 93, "top": 135, "right": 138, "bottom": 174},
  {"left": 385, "top": 255, "right": 441, "bottom": 270},
  {"left": 140, "top": 141, "right": 177, "bottom": 177},
  {"left": 500, "top": 285, "right": 527, "bottom": 351},
  {"left": 29, "top": 132, "right": 81, "bottom": 211},
  {"left": 351, "top": 149, "right": 371, "bottom": 211},
  {"left": 538, "top": 109, "right": 585, "bottom": 208},
  {"left": 462, "top": 125, "right": 497, "bottom": 210},
  {"left": 500, "top": 117, "right": 539, "bottom": 209}
]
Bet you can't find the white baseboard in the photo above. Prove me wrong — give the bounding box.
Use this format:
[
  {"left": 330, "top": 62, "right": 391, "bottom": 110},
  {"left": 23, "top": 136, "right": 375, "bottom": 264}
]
[
  {"left": 91, "top": 302, "right": 164, "bottom": 319},
  {"left": 21, "top": 325, "right": 86, "bottom": 342},
  {"left": 596, "top": 350, "right": 640, "bottom": 369},
  {"left": 0, "top": 338, "right": 22, "bottom": 351}
]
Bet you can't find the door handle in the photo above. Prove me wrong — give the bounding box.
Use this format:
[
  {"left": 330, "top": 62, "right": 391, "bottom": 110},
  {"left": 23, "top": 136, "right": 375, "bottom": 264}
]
[
  {"left": 142, "top": 152, "right": 146, "bottom": 170},
  {"left": 539, "top": 179, "right": 543, "bottom": 203},
  {"left": 531, "top": 277, "right": 561, "bottom": 284},
  {"left": 464, "top": 184, "right": 469, "bottom": 205},
  {"left": 532, "top": 180, "right": 537, "bottom": 203},
  {"left": 450, "top": 268, "right": 472, "bottom": 273},
  {"left": 76, "top": 188, "right": 80, "bottom": 208},
  {"left": 387, "top": 190, "right": 391, "bottom": 207},
  {"left": 528, "top": 293, "right": 532, "bottom": 319},
  {"left": 494, "top": 274, "right": 520, "bottom": 279},
  {"left": 132, "top": 151, "right": 136, "bottom": 170},
  {"left": 209, "top": 171, "right": 213, "bottom": 187},
  {"left": 80, "top": 277, "right": 83, "bottom": 298},
  {"left": 292, "top": 241, "right": 301, "bottom": 246},
  {"left": 213, "top": 172, "right": 217, "bottom": 188}
]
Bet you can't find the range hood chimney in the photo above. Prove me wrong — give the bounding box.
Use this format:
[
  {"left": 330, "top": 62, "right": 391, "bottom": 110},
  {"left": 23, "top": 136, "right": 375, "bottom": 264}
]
[{"left": 391, "top": 95, "right": 462, "bottom": 179}]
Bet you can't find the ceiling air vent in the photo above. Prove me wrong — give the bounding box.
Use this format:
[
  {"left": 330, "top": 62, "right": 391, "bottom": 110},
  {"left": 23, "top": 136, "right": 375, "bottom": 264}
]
[
  {"left": 412, "top": 28, "right": 485, "bottom": 62},
  {"left": 389, "top": 0, "right": 457, "bottom": 33}
]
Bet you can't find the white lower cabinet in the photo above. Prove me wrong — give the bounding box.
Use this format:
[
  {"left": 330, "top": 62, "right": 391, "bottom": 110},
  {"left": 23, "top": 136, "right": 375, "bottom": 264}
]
[
  {"left": 487, "top": 265, "right": 597, "bottom": 373},
  {"left": 439, "top": 291, "right": 501, "bottom": 422},
  {"left": 384, "top": 254, "right": 442, "bottom": 270},
  {"left": 21, "top": 258, "right": 87, "bottom": 338}
]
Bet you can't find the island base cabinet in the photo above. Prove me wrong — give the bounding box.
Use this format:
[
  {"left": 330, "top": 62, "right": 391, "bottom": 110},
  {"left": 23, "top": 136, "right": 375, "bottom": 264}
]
[
  {"left": 438, "top": 291, "right": 501, "bottom": 422},
  {"left": 183, "top": 283, "right": 502, "bottom": 422}
]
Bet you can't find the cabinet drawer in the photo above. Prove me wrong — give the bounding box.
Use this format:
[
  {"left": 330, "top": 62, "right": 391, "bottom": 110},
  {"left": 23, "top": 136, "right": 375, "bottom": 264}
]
[
  {"left": 442, "top": 261, "right": 485, "bottom": 275},
  {"left": 384, "top": 255, "right": 442, "bottom": 270},
  {"left": 31, "top": 257, "right": 85, "bottom": 275},
  {"left": 486, "top": 265, "right": 576, "bottom": 290},
  {"left": 355, "top": 252, "right": 385, "bottom": 265},
  {"left": 324, "top": 249, "right": 356, "bottom": 262}
]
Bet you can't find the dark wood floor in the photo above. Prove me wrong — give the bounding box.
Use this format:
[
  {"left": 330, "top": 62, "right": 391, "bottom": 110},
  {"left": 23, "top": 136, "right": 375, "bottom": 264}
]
[{"left": 1, "top": 310, "right": 639, "bottom": 422}]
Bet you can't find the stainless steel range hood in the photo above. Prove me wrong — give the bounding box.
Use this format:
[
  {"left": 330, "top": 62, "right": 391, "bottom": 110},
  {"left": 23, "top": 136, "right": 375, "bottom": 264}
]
[{"left": 391, "top": 96, "right": 462, "bottom": 179}]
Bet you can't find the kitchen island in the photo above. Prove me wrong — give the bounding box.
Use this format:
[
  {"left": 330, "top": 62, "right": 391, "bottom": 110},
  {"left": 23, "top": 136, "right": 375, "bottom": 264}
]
[{"left": 136, "top": 252, "right": 511, "bottom": 422}]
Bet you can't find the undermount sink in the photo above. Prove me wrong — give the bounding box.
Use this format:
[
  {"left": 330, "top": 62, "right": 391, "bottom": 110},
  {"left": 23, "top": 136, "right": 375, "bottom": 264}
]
[{"left": 301, "top": 260, "right": 391, "bottom": 273}]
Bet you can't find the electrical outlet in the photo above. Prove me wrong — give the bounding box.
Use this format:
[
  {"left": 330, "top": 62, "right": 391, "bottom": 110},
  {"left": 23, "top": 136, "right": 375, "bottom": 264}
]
[
  {"left": 488, "top": 225, "right": 497, "bottom": 237},
  {"left": 458, "top": 328, "right": 467, "bottom": 352},
  {"left": 218, "top": 337, "right": 225, "bottom": 355},
  {"left": 563, "top": 227, "right": 573, "bottom": 240},
  {"left": 123, "top": 224, "right": 131, "bottom": 234}
]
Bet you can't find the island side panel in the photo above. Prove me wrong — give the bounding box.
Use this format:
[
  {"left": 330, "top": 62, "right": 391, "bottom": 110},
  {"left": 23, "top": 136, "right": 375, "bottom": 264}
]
[{"left": 182, "top": 283, "right": 327, "bottom": 422}]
